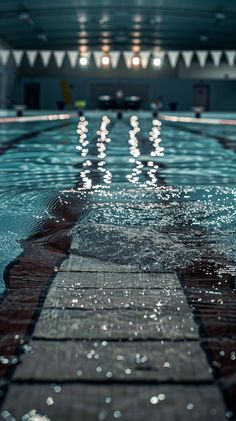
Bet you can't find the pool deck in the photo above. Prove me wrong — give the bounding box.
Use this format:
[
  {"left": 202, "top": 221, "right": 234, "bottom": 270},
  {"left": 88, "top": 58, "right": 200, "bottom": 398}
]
[{"left": 1, "top": 242, "right": 227, "bottom": 420}]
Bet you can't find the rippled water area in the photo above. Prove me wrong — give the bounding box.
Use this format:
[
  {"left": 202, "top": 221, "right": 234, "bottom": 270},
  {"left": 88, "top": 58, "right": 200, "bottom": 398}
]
[{"left": 0, "top": 111, "right": 236, "bottom": 421}]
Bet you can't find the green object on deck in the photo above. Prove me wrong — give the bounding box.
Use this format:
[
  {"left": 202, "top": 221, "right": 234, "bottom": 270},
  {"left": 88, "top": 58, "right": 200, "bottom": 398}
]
[{"left": 75, "top": 100, "right": 86, "bottom": 109}]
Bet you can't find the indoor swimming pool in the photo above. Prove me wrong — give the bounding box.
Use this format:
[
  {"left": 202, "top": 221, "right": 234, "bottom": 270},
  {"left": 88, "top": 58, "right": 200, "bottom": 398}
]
[
  {"left": 0, "top": 112, "right": 235, "bottom": 289},
  {"left": 0, "top": 112, "right": 236, "bottom": 419}
]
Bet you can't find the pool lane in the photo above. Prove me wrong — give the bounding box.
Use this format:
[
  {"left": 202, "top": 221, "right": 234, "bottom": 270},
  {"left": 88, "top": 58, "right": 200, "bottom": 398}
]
[
  {"left": 145, "top": 119, "right": 236, "bottom": 185},
  {"left": 0, "top": 119, "right": 78, "bottom": 293},
  {"left": 0, "top": 114, "right": 118, "bottom": 379},
  {"left": 164, "top": 119, "right": 236, "bottom": 151},
  {"left": 0, "top": 120, "right": 73, "bottom": 155}
]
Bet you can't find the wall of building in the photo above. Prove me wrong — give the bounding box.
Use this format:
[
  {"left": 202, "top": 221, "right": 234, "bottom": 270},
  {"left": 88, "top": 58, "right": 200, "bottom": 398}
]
[
  {"left": 10, "top": 54, "right": 236, "bottom": 111},
  {"left": 0, "top": 67, "right": 16, "bottom": 108},
  {"left": 16, "top": 76, "right": 191, "bottom": 110},
  {"left": 0, "top": 41, "right": 16, "bottom": 108}
]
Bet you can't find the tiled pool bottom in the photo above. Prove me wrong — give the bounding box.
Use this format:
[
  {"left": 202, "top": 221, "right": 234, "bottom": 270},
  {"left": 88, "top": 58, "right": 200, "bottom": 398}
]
[{"left": 0, "top": 112, "right": 236, "bottom": 420}]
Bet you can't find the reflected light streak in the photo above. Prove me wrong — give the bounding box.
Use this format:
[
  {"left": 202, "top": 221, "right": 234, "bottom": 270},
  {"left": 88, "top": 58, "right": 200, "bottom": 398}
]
[
  {"left": 96, "top": 115, "right": 113, "bottom": 185},
  {"left": 146, "top": 118, "right": 164, "bottom": 186},
  {"left": 76, "top": 116, "right": 93, "bottom": 189},
  {"left": 126, "top": 115, "right": 143, "bottom": 184}
]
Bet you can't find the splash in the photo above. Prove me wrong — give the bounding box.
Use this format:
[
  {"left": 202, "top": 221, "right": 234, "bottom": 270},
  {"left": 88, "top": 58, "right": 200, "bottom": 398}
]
[
  {"left": 72, "top": 221, "right": 201, "bottom": 271},
  {"left": 69, "top": 186, "right": 236, "bottom": 273},
  {"left": 22, "top": 410, "right": 51, "bottom": 421}
]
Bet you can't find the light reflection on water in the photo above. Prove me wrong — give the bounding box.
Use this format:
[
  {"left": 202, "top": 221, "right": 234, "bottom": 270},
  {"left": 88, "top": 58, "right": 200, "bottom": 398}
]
[{"left": 0, "top": 114, "right": 236, "bottom": 290}]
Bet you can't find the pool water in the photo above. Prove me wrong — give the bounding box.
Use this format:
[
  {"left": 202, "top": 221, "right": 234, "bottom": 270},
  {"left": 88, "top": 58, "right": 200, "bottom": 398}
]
[
  {"left": 0, "top": 112, "right": 235, "bottom": 290},
  {"left": 0, "top": 111, "right": 236, "bottom": 415}
]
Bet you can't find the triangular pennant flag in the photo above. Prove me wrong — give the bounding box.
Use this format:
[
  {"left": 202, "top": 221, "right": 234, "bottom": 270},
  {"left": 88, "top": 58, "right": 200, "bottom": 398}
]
[
  {"left": 211, "top": 51, "right": 222, "bottom": 67},
  {"left": 167, "top": 51, "right": 179, "bottom": 68},
  {"left": 12, "top": 50, "right": 24, "bottom": 66},
  {"left": 67, "top": 51, "right": 79, "bottom": 67},
  {"left": 110, "top": 51, "right": 121, "bottom": 68},
  {"left": 225, "top": 51, "right": 236, "bottom": 67},
  {"left": 196, "top": 51, "right": 208, "bottom": 67},
  {"left": 26, "top": 50, "right": 38, "bottom": 67},
  {"left": 0, "top": 50, "right": 10, "bottom": 65},
  {"left": 79, "top": 51, "right": 91, "bottom": 65},
  {"left": 140, "top": 51, "right": 151, "bottom": 68},
  {"left": 40, "top": 51, "right": 51, "bottom": 67},
  {"left": 123, "top": 51, "right": 133, "bottom": 68},
  {"left": 182, "top": 51, "right": 194, "bottom": 68},
  {"left": 93, "top": 51, "right": 103, "bottom": 68},
  {"left": 153, "top": 51, "right": 165, "bottom": 65},
  {"left": 53, "top": 51, "right": 66, "bottom": 67}
]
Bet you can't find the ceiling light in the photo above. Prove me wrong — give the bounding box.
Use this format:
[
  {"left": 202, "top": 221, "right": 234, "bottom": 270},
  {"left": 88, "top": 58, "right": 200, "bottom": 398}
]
[
  {"left": 78, "top": 14, "right": 87, "bottom": 24},
  {"left": 155, "top": 16, "right": 162, "bottom": 23},
  {"left": 132, "top": 45, "right": 141, "bottom": 53},
  {"left": 153, "top": 57, "right": 162, "bottom": 67},
  {"left": 80, "top": 46, "right": 88, "bottom": 54},
  {"left": 101, "top": 55, "right": 110, "bottom": 66},
  {"left": 18, "top": 12, "right": 30, "bottom": 20},
  {"left": 132, "top": 55, "right": 141, "bottom": 67},
  {"left": 79, "top": 39, "right": 88, "bottom": 45},
  {"left": 79, "top": 56, "right": 88, "bottom": 66},
  {"left": 101, "top": 38, "right": 110, "bottom": 44},
  {"left": 80, "top": 31, "right": 88, "bottom": 37},
  {"left": 37, "top": 32, "right": 48, "bottom": 42},
  {"left": 200, "top": 34, "right": 208, "bottom": 42},
  {"left": 99, "top": 14, "right": 109, "bottom": 25},
  {"left": 102, "top": 45, "right": 110, "bottom": 53},
  {"left": 133, "top": 15, "right": 142, "bottom": 23},
  {"left": 18, "top": 11, "right": 34, "bottom": 26},
  {"left": 215, "top": 12, "right": 225, "bottom": 20},
  {"left": 132, "top": 32, "right": 141, "bottom": 37}
]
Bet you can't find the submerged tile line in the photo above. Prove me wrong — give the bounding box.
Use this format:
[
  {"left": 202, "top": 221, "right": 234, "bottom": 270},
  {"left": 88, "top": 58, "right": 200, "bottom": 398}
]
[
  {"left": 28, "top": 336, "right": 235, "bottom": 344},
  {"left": 177, "top": 267, "right": 236, "bottom": 418},
  {"left": 52, "top": 285, "right": 183, "bottom": 290},
  {"left": 0, "top": 215, "right": 75, "bottom": 402},
  {"left": 31, "top": 336, "right": 200, "bottom": 342},
  {"left": 10, "top": 378, "right": 215, "bottom": 386},
  {"left": 58, "top": 270, "right": 176, "bottom": 274}
]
